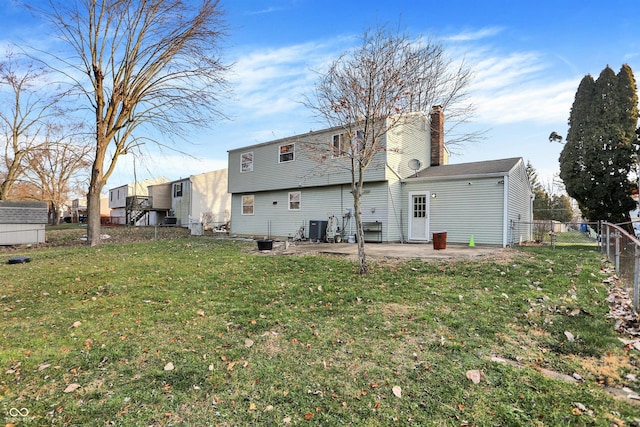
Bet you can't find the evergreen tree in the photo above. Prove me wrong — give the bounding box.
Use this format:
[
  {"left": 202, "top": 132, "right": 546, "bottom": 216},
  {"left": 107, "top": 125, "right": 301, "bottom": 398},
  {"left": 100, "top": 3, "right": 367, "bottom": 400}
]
[
  {"left": 550, "top": 194, "right": 574, "bottom": 223},
  {"left": 559, "top": 65, "right": 639, "bottom": 224}
]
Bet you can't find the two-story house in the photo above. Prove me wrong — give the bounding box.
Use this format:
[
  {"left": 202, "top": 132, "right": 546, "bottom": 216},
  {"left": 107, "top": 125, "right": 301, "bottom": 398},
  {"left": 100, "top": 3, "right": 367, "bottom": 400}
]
[
  {"left": 108, "top": 177, "right": 170, "bottom": 225},
  {"left": 151, "top": 169, "right": 231, "bottom": 232},
  {"left": 227, "top": 106, "right": 533, "bottom": 246}
]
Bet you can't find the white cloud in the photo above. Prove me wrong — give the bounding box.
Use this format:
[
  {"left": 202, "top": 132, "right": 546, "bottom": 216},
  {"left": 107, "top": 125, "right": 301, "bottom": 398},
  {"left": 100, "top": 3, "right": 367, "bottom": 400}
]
[
  {"left": 444, "top": 26, "right": 504, "bottom": 42},
  {"left": 227, "top": 37, "right": 352, "bottom": 119},
  {"left": 461, "top": 46, "right": 577, "bottom": 125}
]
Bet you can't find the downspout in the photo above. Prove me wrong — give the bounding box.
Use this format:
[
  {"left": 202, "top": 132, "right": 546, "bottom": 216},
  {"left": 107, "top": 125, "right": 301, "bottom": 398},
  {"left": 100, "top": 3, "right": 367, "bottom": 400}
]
[{"left": 386, "top": 163, "right": 406, "bottom": 243}]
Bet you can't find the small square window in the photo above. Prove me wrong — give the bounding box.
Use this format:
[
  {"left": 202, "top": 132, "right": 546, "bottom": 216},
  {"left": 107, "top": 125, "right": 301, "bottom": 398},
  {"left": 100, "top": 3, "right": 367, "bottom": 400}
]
[
  {"left": 241, "top": 152, "right": 253, "bottom": 173},
  {"left": 288, "top": 191, "right": 301, "bottom": 210},
  {"left": 279, "top": 143, "right": 295, "bottom": 163},
  {"left": 242, "top": 195, "right": 254, "bottom": 215}
]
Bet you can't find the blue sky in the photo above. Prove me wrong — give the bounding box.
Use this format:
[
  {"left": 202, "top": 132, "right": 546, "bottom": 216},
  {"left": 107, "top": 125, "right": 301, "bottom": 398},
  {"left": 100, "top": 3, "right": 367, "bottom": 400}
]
[{"left": 1, "top": 0, "right": 639, "bottom": 191}]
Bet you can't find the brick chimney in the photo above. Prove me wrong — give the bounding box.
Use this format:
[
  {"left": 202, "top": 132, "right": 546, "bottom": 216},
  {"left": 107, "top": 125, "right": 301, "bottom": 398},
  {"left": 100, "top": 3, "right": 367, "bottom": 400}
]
[{"left": 430, "top": 105, "right": 444, "bottom": 166}]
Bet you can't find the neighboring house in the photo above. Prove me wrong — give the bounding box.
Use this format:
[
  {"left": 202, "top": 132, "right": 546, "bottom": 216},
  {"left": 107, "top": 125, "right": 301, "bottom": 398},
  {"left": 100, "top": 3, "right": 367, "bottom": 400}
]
[
  {"left": 0, "top": 201, "right": 47, "bottom": 245},
  {"left": 227, "top": 106, "right": 533, "bottom": 246},
  {"left": 147, "top": 169, "right": 231, "bottom": 233},
  {"left": 70, "top": 196, "right": 109, "bottom": 222},
  {"left": 108, "top": 177, "right": 169, "bottom": 225}
]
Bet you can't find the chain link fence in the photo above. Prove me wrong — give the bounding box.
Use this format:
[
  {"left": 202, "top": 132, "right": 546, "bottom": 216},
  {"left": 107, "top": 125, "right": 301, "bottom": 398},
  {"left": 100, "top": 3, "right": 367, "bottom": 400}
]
[
  {"left": 511, "top": 220, "right": 638, "bottom": 313},
  {"left": 510, "top": 220, "right": 600, "bottom": 248},
  {"left": 600, "top": 222, "right": 639, "bottom": 313}
]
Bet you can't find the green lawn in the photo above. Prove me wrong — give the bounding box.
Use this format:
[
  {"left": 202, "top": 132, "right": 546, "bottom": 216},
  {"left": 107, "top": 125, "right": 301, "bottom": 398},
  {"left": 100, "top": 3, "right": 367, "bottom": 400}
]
[{"left": 1, "top": 233, "right": 638, "bottom": 426}]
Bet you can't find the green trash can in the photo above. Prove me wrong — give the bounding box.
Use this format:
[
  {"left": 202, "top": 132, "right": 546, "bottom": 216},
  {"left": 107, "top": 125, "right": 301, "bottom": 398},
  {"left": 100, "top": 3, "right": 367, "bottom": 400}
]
[{"left": 432, "top": 231, "right": 447, "bottom": 250}]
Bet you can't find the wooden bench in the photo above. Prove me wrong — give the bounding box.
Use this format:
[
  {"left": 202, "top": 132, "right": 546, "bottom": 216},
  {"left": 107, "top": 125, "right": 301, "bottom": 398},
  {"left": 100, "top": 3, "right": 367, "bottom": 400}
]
[{"left": 362, "top": 221, "right": 382, "bottom": 243}]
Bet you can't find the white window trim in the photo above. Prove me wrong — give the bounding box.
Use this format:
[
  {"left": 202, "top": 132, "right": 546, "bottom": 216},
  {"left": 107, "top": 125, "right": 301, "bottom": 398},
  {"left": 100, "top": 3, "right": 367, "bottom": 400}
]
[
  {"left": 331, "top": 133, "right": 348, "bottom": 158},
  {"left": 241, "top": 195, "right": 255, "bottom": 216},
  {"left": 288, "top": 191, "right": 301, "bottom": 211},
  {"left": 241, "top": 151, "right": 253, "bottom": 173},
  {"left": 278, "top": 143, "right": 295, "bottom": 163}
]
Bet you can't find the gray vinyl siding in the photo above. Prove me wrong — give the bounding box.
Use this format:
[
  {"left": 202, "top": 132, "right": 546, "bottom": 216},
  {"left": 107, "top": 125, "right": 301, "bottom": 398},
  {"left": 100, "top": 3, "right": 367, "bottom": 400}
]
[
  {"left": 507, "top": 160, "right": 533, "bottom": 244},
  {"left": 228, "top": 128, "right": 387, "bottom": 194},
  {"left": 172, "top": 179, "right": 191, "bottom": 226},
  {"left": 385, "top": 113, "right": 432, "bottom": 179},
  {"left": 403, "top": 177, "right": 506, "bottom": 245},
  {"left": 230, "top": 182, "right": 391, "bottom": 240},
  {"left": 384, "top": 177, "right": 405, "bottom": 242}
]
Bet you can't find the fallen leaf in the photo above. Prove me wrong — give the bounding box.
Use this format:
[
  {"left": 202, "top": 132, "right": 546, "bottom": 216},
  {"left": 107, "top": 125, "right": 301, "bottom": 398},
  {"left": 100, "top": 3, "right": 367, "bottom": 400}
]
[
  {"left": 245, "top": 339, "right": 254, "bottom": 348},
  {"left": 283, "top": 417, "right": 291, "bottom": 424},
  {"left": 304, "top": 412, "right": 313, "bottom": 420},
  {"left": 164, "top": 362, "right": 175, "bottom": 371},
  {"left": 38, "top": 363, "right": 51, "bottom": 371},
  {"left": 197, "top": 309, "right": 205, "bottom": 317},
  {"left": 63, "top": 383, "right": 81, "bottom": 393},
  {"left": 564, "top": 331, "right": 575, "bottom": 342},
  {"left": 72, "top": 321, "right": 82, "bottom": 328},
  {"left": 249, "top": 403, "right": 257, "bottom": 411},
  {"left": 392, "top": 385, "right": 402, "bottom": 398},
  {"left": 264, "top": 405, "right": 274, "bottom": 412},
  {"left": 572, "top": 402, "right": 587, "bottom": 411},
  {"left": 466, "top": 370, "right": 484, "bottom": 384}
]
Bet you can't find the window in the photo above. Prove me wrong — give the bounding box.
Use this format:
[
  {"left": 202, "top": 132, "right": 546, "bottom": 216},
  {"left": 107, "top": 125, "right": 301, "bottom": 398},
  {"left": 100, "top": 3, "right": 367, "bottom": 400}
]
[
  {"left": 288, "top": 191, "right": 301, "bottom": 210},
  {"left": 279, "top": 143, "right": 295, "bottom": 163},
  {"left": 173, "top": 183, "right": 183, "bottom": 197},
  {"left": 353, "top": 130, "right": 365, "bottom": 153},
  {"left": 413, "top": 195, "right": 426, "bottom": 218},
  {"left": 242, "top": 195, "right": 254, "bottom": 215},
  {"left": 331, "top": 134, "right": 349, "bottom": 157},
  {"left": 241, "top": 152, "right": 253, "bottom": 173}
]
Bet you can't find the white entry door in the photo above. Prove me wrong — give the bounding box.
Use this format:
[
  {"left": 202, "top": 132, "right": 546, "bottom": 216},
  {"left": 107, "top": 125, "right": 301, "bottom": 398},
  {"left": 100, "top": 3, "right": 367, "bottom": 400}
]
[{"left": 409, "top": 192, "right": 429, "bottom": 240}]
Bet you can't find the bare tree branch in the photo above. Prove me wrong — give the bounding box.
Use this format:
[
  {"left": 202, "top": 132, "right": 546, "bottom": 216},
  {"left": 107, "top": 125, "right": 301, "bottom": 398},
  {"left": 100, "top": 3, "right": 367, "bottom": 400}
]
[
  {"left": 0, "top": 52, "right": 65, "bottom": 199},
  {"left": 304, "top": 25, "right": 475, "bottom": 274},
  {"left": 29, "top": 0, "right": 231, "bottom": 245}
]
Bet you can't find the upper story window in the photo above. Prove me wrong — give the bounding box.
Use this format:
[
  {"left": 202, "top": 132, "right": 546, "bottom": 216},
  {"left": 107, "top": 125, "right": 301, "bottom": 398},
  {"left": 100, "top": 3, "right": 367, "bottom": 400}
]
[
  {"left": 241, "top": 152, "right": 253, "bottom": 173},
  {"left": 279, "top": 143, "right": 295, "bottom": 163},
  {"left": 173, "top": 182, "right": 183, "bottom": 197},
  {"left": 242, "top": 195, "right": 254, "bottom": 215},
  {"left": 352, "top": 130, "right": 365, "bottom": 153},
  {"left": 331, "top": 134, "right": 349, "bottom": 157},
  {"left": 288, "top": 191, "right": 301, "bottom": 210}
]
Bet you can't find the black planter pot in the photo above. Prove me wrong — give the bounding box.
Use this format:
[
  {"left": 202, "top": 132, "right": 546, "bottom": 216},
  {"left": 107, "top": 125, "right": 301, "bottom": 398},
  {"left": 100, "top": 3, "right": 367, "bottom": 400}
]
[{"left": 257, "top": 239, "right": 274, "bottom": 250}]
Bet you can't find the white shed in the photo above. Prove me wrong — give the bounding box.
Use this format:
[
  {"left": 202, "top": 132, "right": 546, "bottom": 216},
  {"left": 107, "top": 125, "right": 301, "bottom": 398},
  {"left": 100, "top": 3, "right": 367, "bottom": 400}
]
[{"left": 0, "top": 201, "right": 47, "bottom": 245}]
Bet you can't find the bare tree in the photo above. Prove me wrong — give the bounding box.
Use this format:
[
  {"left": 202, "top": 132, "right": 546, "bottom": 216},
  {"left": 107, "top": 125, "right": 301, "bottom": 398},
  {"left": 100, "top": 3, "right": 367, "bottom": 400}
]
[
  {"left": 0, "top": 54, "right": 62, "bottom": 200},
  {"left": 32, "top": 0, "right": 230, "bottom": 245},
  {"left": 24, "top": 123, "right": 92, "bottom": 225},
  {"left": 305, "top": 26, "right": 474, "bottom": 274}
]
